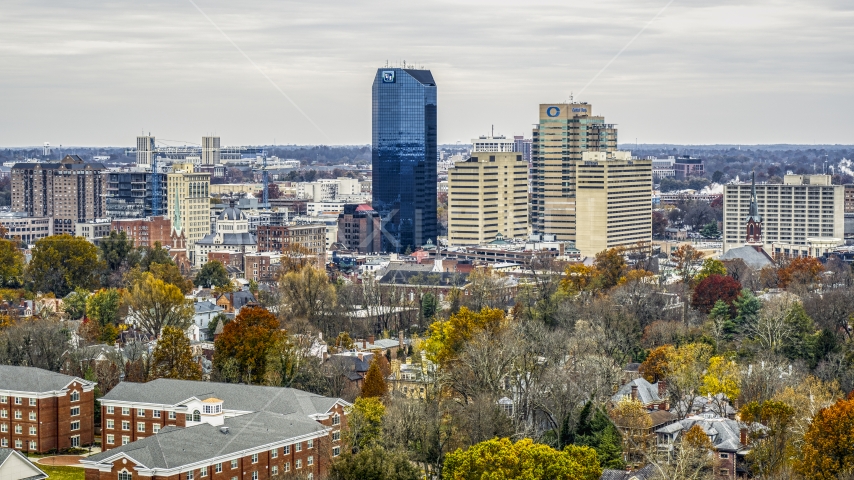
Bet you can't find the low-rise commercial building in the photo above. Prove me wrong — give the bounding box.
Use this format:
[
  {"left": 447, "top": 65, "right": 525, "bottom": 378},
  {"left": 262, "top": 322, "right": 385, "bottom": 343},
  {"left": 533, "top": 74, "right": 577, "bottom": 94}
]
[{"left": 0, "top": 212, "right": 52, "bottom": 244}]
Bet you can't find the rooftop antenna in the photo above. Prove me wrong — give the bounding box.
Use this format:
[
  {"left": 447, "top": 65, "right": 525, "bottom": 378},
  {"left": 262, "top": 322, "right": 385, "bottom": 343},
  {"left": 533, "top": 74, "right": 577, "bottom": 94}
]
[
  {"left": 491, "top": 125, "right": 494, "bottom": 137},
  {"left": 569, "top": 92, "right": 574, "bottom": 103}
]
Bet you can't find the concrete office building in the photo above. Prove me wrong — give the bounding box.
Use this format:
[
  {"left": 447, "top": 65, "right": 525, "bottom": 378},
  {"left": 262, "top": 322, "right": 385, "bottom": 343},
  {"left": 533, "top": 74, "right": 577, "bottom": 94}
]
[
  {"left": 201, "top": 136, "right": 221, "bottom": 165},
  {"left": 11, "top": 155, "right": 107, "bottom": 235},
  {"left": 531, "top": 103, "right": 617, "bottom": 241},
  {"left": 166, "top": 163, "right": 211, "bottom": 258},
  {"left": 447, "top": 152, "right": 528, "bottom": 246},
  {"left": 674, "top": 156, "right": 704, "bottom": 179},
  {"left": 0, "top": 212, "right": 52, "bottom": 245},
  {"left": 471, "top": 135, "right": 516, "bottom": 153},
  {"left": 723, "top": 174, "right": 844, "bottom": 256},
  {"left": 574, "top": 151, "right": 652, "bottom": 256},
  {"left": 136, "top": 135, "right": 156, "bottom": 167}
]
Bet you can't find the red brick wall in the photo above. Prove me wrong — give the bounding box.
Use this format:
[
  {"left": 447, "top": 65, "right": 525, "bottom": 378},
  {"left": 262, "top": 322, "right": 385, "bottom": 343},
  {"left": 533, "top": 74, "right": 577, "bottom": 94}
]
[
  {"left": 101, "top": 405, "right": 185, "bottom": 452},
  {"left": 0, "top": 381, "right": 94, "bottom": 453}
]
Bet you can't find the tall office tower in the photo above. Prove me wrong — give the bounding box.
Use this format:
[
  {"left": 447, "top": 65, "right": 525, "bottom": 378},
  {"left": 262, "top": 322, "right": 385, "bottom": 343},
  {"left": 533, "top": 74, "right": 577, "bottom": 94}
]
[
  {"left": 574, "top": 151, "right": 652, "bottom": 256},
  {"left": 372, "top": 67, "right": 438, "bottom": 252},
  {"left": 202, "top": 136, "right": 221, "bottom": 165},
  {"left": 447, "top": 152, "right": 528, "bottom": 246},
  {"left": 531, "top": 103, "right": 617, "bottom": 240},
  {"left": 513, "top": 136, "right": 532, "bottom": 163},
  {"left": 11, "top": 155, "right": 107, "bottom": 235},
  {"left": 106, "top": 171, "right": 168, "bottom": 219},
  {"left": 166, "top": 163, "right": 211, "bottom": 261},
  {"left": 136, "top": 135, "right": 155, "bottom": 167}
]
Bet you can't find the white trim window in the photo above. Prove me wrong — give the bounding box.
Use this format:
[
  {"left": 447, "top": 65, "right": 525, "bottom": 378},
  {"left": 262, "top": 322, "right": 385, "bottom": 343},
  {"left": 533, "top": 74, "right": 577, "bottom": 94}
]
[
  {"left": 29, "top": 426, "right": 37, "bottom": 435},
  {"left": 332, "top": 413, "right": 340, "bottom": 426},
  {"left": 153, "top": 424, "right": 161, "bottom": 434},
  {"left": 107, "top": 406, "right": 114, "bottom": 414},
  {"left": 29, "top": 397, "right": 36, "bottom": 406},
  {"left": 106, "top": 434, "right": 115, "bottom": 444},
  {"left": 230, "top": 459, "right": 238, "bottom": 469},
  {"left": 71, "top": 421, "right": 80, "bottom": 431},
  {"left": 307, "top": 439, "right": 314, "bottom": 449},
  {"left": 118, "top": 470, "right": 132, "bottom": 480},
  {"left": 333, "top": 446, "right": 341, "bottom": 457},
  {"left": 272, "top": 465, "right": 278, "bottom": 476},
  {"left": 107, "top": 419, "right": 115, "bottom": 429},
  {"left": 215, "top": 463, "right": 222, "bottom": 473},
  {"left": 271, "top": 448, "right": 278, "bottom": 458},
  {"left": 122, "top": 407, "right": 130, "bottom": 415},
  {"left": 137, "top": 409, "right": 145, "bottom": 417},
  {"left": 137, "top": 422, "right": 145, "bottom": 432},
  {"left": 187, "top": 470, "right": 194, "bottom": 480},
  {"left": 199, "top": 466, "right": 208, "bottom": 477},
  {"left": 251, "top": 453, "right": 258, "bottom": 464},
  {"left": 29, "top": 411, "right": 36, "bottom": 421},
  {"left": 122, "top": 435, "right": 130, "bottom": 445},
  {"left": 71, "top": 407, "right": 80, "bottom": 416},
  {"left": 284, "top": 445, "right": 290, "bottom": 455},
  {"left": 70, "top": 391, "right": 80, "bottom": 402},
  {"left": 307, "top": 456, "right": 314, "bottom": 466}
]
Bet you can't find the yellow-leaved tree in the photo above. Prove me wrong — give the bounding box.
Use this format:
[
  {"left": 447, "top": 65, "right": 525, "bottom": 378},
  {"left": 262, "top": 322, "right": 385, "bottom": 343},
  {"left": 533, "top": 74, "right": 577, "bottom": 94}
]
[
  {"left": 424, "top": 307, "right": 506, "bottom": 366},
  {"left": 443, "top": 438, "right": 601, "bottom": 480},
  {"left": 700, "top": 355, "right": 741, "bottom": 417}
]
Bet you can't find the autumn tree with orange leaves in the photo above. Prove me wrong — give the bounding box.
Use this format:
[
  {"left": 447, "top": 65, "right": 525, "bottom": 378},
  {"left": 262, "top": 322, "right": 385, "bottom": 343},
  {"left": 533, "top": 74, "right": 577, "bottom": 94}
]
[
  {"left": 795, "top": 396, "right": 854, "bottom": 480},
  {"left": 778, "top": 256, "right": 823, "bottom": 290},
  {"left": 213, "top": 306, "right": 284, "bottom": 384}
]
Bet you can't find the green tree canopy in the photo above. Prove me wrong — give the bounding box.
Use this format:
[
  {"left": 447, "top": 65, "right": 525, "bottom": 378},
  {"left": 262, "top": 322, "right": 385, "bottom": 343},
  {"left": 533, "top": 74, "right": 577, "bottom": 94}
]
[
  {"left": 124, "top": 272, "right": 194, "bottom": 337},
  {"left": 26, "top": 234, "right": 103, "bottom": 296},
  {"left": 0, "top": 238, "right": 25, "bottom": 288},
  {"left": 194, "top": 260, "right": 231, "bottom": 288},
  {"left": 152, "top": 325, "right": 202, "bottom": 380}
]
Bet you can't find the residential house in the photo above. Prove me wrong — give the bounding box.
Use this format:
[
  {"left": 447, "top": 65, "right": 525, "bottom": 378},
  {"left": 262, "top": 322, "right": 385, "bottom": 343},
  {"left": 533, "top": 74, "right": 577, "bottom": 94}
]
[
  {"left": 216, "top": 291, "right": 257, "bottom": 314},
  {"left": 611, "top": 378, "right": 669, "bottom": 411},
  {"left": 193, "top": 300, "right": 224, "bottom": 334},
  {"left": 656, "top": 414, "right": 750, "bottom": 479},
  {"left": 0, "top": 365, "right": 96, "bottom": 453},
  {"left": 600, "top": 465, "right": 657, "bottom": 480}
]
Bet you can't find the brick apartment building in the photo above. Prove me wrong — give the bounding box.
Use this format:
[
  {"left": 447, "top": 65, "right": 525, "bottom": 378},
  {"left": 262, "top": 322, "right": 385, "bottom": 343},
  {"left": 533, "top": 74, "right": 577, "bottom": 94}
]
[
  {"left": 256, "top": 224, "right": 327, "bottom": 261},
  {"left": 11, "top": 155, "right": 107, "bottom": 235},
  {"left": 337, "top": 204, "right": 382, "bottom": 253},
  {"left": 111, "top": 216, "right": 176, "bottom": 248},
  {"left": 87, "top": 379, "right": 349, "bottom": 480},
  {"left": 244, "top": 252, "right": 282, "bottom": 283},
  {"left": 0, "top": 366, "right": 96, "bottom": 453}
]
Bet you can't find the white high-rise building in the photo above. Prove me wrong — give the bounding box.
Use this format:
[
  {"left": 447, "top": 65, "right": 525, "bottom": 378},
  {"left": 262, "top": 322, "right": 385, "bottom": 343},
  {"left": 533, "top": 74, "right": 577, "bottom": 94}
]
[
  {"left": 202, "top": 136, "right": 221, "bottom": 165},
  {"left": 471, "top": 135, "right": 516, "bottom": 153},
  {"left": 136, "top": 135, "right": 155, "bottom": 167}
]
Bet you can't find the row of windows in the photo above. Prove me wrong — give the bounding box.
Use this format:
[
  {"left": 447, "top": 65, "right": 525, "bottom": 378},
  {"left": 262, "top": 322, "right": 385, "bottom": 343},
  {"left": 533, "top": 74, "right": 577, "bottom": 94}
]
[
  {"left": 106, "top": 420, "right": 162, "bottom": 433},
  {"left": 105, "top": 406, "right": 174, "bottom": 419},
  {"left": 0, "top": 438, "right": 38, "bottom": 449}
]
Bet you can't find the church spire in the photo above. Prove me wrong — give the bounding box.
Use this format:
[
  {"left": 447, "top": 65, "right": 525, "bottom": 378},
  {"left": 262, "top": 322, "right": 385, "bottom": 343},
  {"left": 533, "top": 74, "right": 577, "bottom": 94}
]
[{"left": 745, "top": 171, "right": 763, "bottom": 245}]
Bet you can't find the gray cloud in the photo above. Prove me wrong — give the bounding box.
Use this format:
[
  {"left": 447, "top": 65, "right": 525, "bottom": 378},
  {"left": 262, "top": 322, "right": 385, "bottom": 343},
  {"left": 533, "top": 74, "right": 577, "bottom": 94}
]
[{"left": 0, "top": 0, "right": 852, "bottom": 146}]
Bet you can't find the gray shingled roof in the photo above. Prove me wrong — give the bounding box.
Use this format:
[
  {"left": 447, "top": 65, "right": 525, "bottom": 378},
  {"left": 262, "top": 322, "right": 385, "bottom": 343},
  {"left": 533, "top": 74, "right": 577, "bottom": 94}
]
[
  {"left": 611, "top": 378, "right": 663, "bottom": 405},
  {"left": 656, "top": 414, "right": 746, "bottom": 452},
  {"left": 0, "top": 447, "right": 48, "bottom": 480},
  {"left": 720, "top": 246, "right": 773, "bottom": 269},
  {"left": 0, "top": 365, "right": 91, "bottom": 393},
  {"left": 100, "top": 379, "right": 342, "bottom": 416},
  {"left": 83, "top": 411, "right": 327, "bottom": 470},
  {"left": 196, "top": 232, "right": 256, "bottom": 246},
  {"left": 600, "top": 465, "right": 656, "bottom": 480}
]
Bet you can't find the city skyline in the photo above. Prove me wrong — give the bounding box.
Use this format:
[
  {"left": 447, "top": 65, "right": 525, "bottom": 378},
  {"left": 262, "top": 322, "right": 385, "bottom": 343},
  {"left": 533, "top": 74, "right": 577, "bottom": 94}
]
[{"left": 1, "top": 0, "right": 852, "bottom": 147}]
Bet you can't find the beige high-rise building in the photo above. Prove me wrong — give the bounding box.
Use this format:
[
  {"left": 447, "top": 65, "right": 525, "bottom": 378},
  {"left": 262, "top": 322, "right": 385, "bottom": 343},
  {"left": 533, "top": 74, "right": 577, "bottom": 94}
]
[
  {"left": 136, "top": 135, "right": 155, "bottom": 167},
  {"left": 201, "top": 136, "right": 221, "bottom": 165},
  {"left": 723, "top": 174, "right": 844, "bottom": 256},
  {"left": 574, "top": 151, "right": 652, "bottom": 256},
  {"left": 11, "top": 155, "right": 107, "bottom": 235},
  {"left": 531, "top": 103, "right": 617, "bottom": 240},
  {"left": 166, "top": 163, "right": 211, "bottom": 260},
  {"left": 447, "top": 152, "right": 528, "bottom": 246}
]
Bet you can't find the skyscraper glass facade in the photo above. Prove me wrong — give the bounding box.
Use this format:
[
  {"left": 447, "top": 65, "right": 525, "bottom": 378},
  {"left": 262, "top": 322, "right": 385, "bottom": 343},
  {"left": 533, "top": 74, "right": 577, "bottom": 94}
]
[{"left": 372, "top": 68, "right": 438, "bottom": 252}]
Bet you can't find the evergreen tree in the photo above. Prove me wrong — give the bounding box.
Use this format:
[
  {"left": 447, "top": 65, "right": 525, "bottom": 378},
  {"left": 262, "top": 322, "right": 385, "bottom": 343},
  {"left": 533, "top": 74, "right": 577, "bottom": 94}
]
[
  {"left": 733, "top": 289, "right": 760, "bottom": 332},
  {"left": 361, "top": 356, "right": 387, "bottom": 398}
]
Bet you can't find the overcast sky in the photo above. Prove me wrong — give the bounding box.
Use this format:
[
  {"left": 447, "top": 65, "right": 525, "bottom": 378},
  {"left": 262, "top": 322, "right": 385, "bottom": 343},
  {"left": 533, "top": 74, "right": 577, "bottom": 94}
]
[{"left": 1, "top": 0, "right": 852, "bottom": 147}]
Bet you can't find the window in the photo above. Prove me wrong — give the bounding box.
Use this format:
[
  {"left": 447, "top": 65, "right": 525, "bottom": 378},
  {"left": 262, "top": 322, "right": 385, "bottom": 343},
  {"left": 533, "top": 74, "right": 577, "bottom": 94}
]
[
  {"left": 284, "top": 462, "right": 290, "bottom": 472},
  {"left": 118, "top": 470, "right": 133, "bottom": 480},
  {"left": 296, "top": 459, "right": 302, "bottom": 469},
  {"left": 192, "top": 410, "right": 201, "bottom": 422},
  {"left": 29, "top": 426, "right": 37, "bottom": 435},
  {"left": 230, "top": 460, "right": 238, "bottom": 469},
  {"left": 107, "top": 419, "right": 115, "bottom": 429},
  {"left": 30, "top": 440, "right": 38, "bottom": 449},
  {"left": 200, "top": 467, "right": 207, "bottom": 477},
  {"left": 720, "top": 469, "right": 729, "bottom": 476},
  {"left": 29, "top": 411, "right": 36, "bottom": 420},
  {"left": 0, "top": 410, "right": 5, "bottom": 418},
  {"left": 0, "top": 424, "right": 6, "bottom": 432},
  {"left": 29, "top": 398, "right": 36, "bottom": 406},
  {"left": 71, "top": 421, "right": 80, "bottom": 431},
  {"left": 14, "top": 410, "right": 21, "bottom": 419},
  {"left": 153, "top": 410, "right": 161, "bottom": 418},
  {"left": 296, "top": 442, "right": 302, "bottom": 452},
  {"left": 71, "top": 436, "right": 79, "bottom": 447},
  {"left": 15, "top": 425, "right": 22, "bottom": 434},
  {"left": 251, "top": 473, "right": 258, "bottom": 480},
  {"left": 15, "top": 439, "right": 22, "bottom": 449},
  {"left": 332, "top": 413, "right": 340, "bottom": 426},
  {"left": 215, "top": 463, "right": 222, "bottom": 473},
  {"left": 307, "top": 456, "right": 314, "bottom": 466},
  {"left": 122, "top": 421, "right": 130, "bottom": 431},
  {"left": 0, "top": 438, "right": 5, "bottom": 447},
  {"left": 14, "top": 397, "right": 21, "bottom": 405},
  {"left": 122, "top": 407, "right": 130, "bottom": 415},
  {"left": 71, "top": 407, "right": 80, "bottom": 416},
  {"left": 122, "top": 436, "right": 130, "bottom": 445},
  {"left": 107, "top": 406, "right": 114, "bottom": 414},
  {"left": 271, "top": 448, "right": 278, "bottom": 458},
  {"left": 272, "top": 465, "right": 278, "bottom": 476},
  {"left": 332, "top": 431, "right": 340, "bottom": 442},
  {"left": 153, "top": 424, "right": 161, "bottom": 433},
  {"left": 107, "top": 434, "right": 115, "bottom": 444},
  {"left": 187, "top": 470, "right": 194, "bottom": 480},
  {"left": 333, "top": 446, "right": 341, "bottom": 457},
  {"left": 0, "top": 396, "right": 5, "bottom": 403},
  {"left": 137, "top": 409, "right": 145, "bottom": 417},
  {"left": 203, "top": 404, "right": 222, "bottom": 414},
  {"left": 137, "top": 422, "right": 145, "bottom": 432},
  {"left": 720, "top": 453, "right": 729, "bottom": 459},
  {"left": 307, "top": 439, "right": 314, "bottom": 449},
  {"left": 284, "top": 445, "right": 290, "bottom": 455},
  {"left": 169, "top": 411, "right": 176, "bottom": 420},
  {"left": 251, "top": 453, "right": 258, "bottom": 463}
]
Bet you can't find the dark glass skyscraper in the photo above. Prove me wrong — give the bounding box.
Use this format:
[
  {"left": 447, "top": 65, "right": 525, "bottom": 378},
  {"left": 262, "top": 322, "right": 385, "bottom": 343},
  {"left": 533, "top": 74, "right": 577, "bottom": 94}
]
[{"left": 372, "top": 68, "right": 438, "bottom": 252}]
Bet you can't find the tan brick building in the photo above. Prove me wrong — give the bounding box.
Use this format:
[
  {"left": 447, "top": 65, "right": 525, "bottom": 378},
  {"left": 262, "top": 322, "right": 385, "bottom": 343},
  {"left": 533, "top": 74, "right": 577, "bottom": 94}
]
[
  {"left": 10, "top": 155, "right": 107, "bottom": 235},
  {"left": 88, "top": 379, "right": 349, "bottom": 480},
  {"left": 337, "top": 204, "right": 382, "bottom": 253},
  {"left": 0, "top": 366, "right": 96, "bottom": 453},
  {"left": 256, "top": 224, "right": 327, "bottom": 263},
  {"left": 111, "top": 216, "right": 176, "bottom": 248}
]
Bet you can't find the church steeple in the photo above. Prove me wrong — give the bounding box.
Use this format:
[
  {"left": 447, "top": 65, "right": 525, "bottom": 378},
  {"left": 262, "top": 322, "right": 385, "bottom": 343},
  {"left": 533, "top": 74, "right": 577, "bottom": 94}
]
[{"left": 745, "top": 171, "right": 763, "bottom": 245}]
